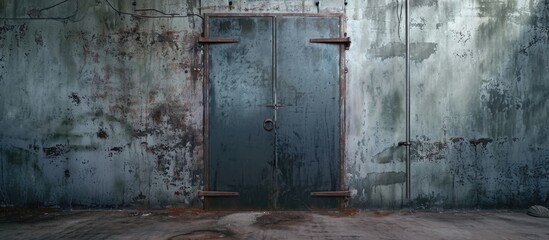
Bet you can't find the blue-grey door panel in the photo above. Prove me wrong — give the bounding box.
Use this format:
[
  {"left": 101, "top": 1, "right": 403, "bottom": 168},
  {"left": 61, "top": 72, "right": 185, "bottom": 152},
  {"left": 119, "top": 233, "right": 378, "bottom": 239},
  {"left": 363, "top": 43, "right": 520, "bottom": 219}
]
[
  {"left": 275, "top": 16, "right": 341, "bottom": 209},
  {"left": 207, "top": 17, "right": 274, "bottom": 209},
  {"left": 207, "top": 15, "right": 341, "bottom": 209}
]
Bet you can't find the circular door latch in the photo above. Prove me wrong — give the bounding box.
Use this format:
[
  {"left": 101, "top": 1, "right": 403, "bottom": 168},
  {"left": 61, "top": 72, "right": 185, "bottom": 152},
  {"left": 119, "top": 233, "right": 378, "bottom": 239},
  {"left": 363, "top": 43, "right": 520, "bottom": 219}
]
[{"left": 263, "top": 118, "right": 274, "bottom": 131}]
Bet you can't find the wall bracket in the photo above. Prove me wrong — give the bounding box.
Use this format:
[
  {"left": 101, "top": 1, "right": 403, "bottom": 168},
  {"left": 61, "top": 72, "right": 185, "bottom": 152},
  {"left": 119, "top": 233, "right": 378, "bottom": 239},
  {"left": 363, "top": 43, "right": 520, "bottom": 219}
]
[
  {"left": 310, "top": 37, "right": 351, "bottom": 50},
  {"left": 310, "top": 191, "right": 351, "bottom": 197}
]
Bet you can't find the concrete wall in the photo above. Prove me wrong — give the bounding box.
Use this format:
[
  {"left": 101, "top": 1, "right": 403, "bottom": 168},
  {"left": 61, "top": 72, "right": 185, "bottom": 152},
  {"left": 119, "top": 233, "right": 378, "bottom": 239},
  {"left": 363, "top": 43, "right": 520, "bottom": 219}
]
[
  {"left": 1, "top": 0, "right": 548, "bottom": 209},
  {"left": 0, "top": 0, "right": 204, "bottom": 207}
]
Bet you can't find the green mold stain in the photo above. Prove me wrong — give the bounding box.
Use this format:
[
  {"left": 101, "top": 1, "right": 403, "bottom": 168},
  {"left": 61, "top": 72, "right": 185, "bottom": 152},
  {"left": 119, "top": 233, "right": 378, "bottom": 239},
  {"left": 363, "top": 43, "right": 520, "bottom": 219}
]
[
  {"left": 475, "top": 0, "right": 518, "bottom": 19},
  {"left": 369, "top": 42, "right": 438, "bottom": 62},
  {"left": 411, "top": 0, "right": 438, "bottom": 8},
  {"left": 58, "top": 37, "right": 79, "bottom": 84},
  {"left": 114, "top": 177, "right": 125, "bottom": 188},
  {"left": 1, "top": 146, "right": 52, "bottom": 206},
  {"left": 5, "top": 147, "right": 28, "bottom": 165},
  {"left": 381, "top": 89, "right": 404, "bottom": 131},
  {"left": 3, "top": 147, "right": 42, "bottom": 175},
  {"left": 367, "top": 171, "right": 406, "bottom": 187},
  {"left": 114, "top": 176, "right": 126, "bottom": 203}
]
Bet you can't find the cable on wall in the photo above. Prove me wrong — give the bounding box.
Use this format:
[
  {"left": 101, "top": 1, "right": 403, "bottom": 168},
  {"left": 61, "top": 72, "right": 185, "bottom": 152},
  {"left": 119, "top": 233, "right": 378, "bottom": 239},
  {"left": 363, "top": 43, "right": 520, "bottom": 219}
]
[
  {"left": 0, "top": 0, "right": 78, "bottom": 21},
  {"left": 134, "top": 8, "right": 178, "bottom": 17},
  {"left": 104, "top": 0, "right": 203, "bottom": 20},
  {"left": 37, "top": 0, "right": 72, "bottom": 13},
  {"left": 0, "top": 0, "right": 203, "bottom": 21}
]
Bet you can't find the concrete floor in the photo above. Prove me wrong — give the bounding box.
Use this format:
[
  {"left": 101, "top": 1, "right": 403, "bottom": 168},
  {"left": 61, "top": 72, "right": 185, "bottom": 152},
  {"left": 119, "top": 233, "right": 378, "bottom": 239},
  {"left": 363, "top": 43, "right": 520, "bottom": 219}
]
[{"left": 1, "top": 208, "right": 548, "bottom": 239}]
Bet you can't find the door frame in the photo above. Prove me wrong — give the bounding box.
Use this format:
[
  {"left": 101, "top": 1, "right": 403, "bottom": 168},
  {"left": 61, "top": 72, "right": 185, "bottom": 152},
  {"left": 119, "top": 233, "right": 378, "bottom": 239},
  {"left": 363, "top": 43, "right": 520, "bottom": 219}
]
[{"left": 201, "top": 13, "right": 347, "bottom": 209}]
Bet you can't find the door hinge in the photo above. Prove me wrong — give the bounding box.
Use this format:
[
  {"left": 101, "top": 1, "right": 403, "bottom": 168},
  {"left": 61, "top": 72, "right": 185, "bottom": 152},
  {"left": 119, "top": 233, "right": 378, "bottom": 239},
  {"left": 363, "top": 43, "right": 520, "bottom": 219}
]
[
  {"left": 310, "top": 37, "right": 351, "bottom": 50},
  {"left": 198, "top": 191, "right": 240, "bottom": 197},
  {"left": 198, "top": 36, "right": 240, "bottom": 44},
  {"left": 310, "top": 191, "right": 351, "bottom": 197}
]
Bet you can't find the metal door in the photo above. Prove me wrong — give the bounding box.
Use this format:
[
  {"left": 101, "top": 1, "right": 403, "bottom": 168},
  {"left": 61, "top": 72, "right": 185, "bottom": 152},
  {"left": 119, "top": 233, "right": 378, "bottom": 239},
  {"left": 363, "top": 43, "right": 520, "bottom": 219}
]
[
  {"left": 205, "top": 15, "right": 343, "bottom": 210},
  {"left": 275, "top": 16, "right": 341, "bottom": 209},
  {"left": 206, "top": 16, "right": 275, "bottom": 209}
]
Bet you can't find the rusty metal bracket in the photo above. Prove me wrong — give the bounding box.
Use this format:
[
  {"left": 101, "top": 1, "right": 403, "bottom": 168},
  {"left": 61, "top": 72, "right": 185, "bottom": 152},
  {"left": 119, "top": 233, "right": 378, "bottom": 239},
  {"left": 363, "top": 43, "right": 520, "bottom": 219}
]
[
  {"left": 310, "top": 191, "right": 351, "bottom": 197},
  {"left": 265, "top": 103, "right": 284, "bottom": 109},
  {"left": 198, "top": 191, "right": 240, "bottom": 197},
  {"left": 398, "top": 141, "right": 412, "bottom": 146},
  {"left": 198, "top": 36, "right": 240, "bottom": 44},
  {"left": 310, "top": 37, "right": 351, "bottom": 50}
]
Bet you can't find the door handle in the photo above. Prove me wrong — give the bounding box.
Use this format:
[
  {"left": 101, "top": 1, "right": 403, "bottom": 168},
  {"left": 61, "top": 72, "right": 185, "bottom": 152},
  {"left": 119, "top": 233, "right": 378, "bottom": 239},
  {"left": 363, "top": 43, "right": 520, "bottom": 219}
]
[{"left": 263, "top": 118, "right": 274, "bottom": 131}]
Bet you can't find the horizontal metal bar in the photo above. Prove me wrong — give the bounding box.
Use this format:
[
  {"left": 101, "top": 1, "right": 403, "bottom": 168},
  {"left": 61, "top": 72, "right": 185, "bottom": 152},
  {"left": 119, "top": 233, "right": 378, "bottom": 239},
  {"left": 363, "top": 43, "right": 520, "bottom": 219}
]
[
  {"left": 310, "top": 191, "right": 351, "bottom": 197},
  {"left": 198, "top": 191, "right": 240, "bottom": 197},
  {"left": 310, "top": 37, "right": 350, "bottom": 43},
  {"left": 205, "top": 13, "right": 344, "bottom": 18},
  {"left": 310, "top": 37, "right": 351, "bottom": 50},
  {"left": 398, "top": 141, "right": 412, "bottom": 146},
  {"left": 265, "top": 103, "right": 284, "bottom": 108},
  {"left": 198, "top": 36, "right": 239, "bottom": 44}
]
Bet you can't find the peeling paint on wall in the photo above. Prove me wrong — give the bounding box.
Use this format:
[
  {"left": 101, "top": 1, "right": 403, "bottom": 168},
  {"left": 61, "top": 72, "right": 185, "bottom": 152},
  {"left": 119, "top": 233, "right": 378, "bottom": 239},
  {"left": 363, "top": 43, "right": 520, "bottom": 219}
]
[{"left": 1, "top": 0, "right": 549, "bottom": 209}]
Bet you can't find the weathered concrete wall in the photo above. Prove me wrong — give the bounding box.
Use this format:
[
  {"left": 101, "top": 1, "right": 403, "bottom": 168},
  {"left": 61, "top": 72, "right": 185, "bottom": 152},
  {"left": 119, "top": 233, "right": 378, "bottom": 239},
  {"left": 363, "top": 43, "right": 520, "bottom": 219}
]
[
  {"left": 407, "top": 0, "right": 549, "bottom": 209},
  {"left": 1, "top": 0, "right": 548, "bottom": 209},
  {"left": 347, "top": 0, "right": 549, "bottom": 209},
  {"left": 0, "top": 0, "right": 204, "bottom": 207}
]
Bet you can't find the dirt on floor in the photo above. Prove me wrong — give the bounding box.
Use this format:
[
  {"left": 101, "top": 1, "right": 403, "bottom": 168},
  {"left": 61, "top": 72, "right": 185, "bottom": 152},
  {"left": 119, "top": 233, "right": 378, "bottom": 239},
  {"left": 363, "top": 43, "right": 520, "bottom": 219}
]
[{"left": 1, "top": 208, "right": 548, "bottom": 239}]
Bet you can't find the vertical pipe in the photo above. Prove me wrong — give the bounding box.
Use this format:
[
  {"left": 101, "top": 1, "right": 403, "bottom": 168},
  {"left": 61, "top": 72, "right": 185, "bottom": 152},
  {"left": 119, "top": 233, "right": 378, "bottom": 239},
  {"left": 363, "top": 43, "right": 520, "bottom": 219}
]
[{"left": 405, "top": 0, "right": 411, "bottom": 202}]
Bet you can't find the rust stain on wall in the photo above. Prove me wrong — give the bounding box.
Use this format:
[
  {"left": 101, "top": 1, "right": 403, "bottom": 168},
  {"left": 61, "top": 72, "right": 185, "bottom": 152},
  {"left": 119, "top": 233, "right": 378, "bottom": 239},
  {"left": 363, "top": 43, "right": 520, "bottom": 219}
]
[
  {"left": 43, "top": 145, "right": 68, "bottom": 158},
  {"left": 69, "top": 92, "right": 81, "bottom": 105},
  {"left": 96, "top": 129, "right": 109, "bottom": 139},
  {"left": 469, "top": 138, "right": 493, "bottom": 147}
]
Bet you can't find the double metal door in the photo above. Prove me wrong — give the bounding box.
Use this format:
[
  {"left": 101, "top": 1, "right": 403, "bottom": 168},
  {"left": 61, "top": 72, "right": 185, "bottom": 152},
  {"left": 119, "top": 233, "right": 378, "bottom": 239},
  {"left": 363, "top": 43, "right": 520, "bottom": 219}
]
[{"left": 205, "top": 15, "right": 344, "bottom": 209}]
